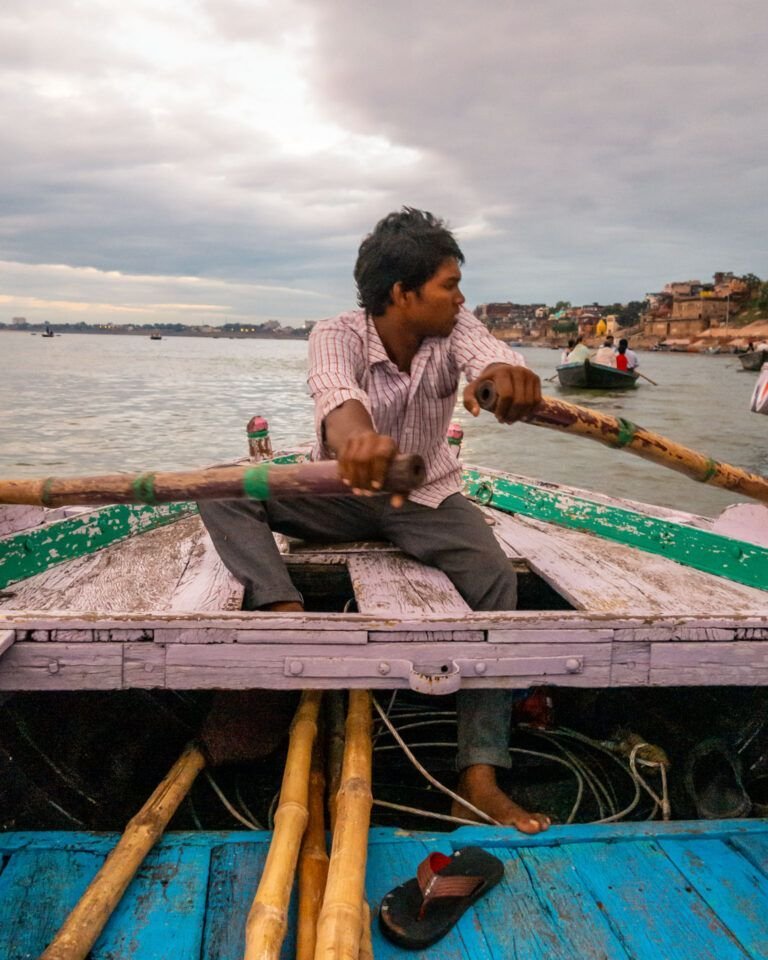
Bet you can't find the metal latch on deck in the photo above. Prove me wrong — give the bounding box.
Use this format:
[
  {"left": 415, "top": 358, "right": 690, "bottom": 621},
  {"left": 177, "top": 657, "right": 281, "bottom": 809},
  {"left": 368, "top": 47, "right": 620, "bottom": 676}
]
[{"left": 284, "top": 655, "right": 584, "bottom": 694}]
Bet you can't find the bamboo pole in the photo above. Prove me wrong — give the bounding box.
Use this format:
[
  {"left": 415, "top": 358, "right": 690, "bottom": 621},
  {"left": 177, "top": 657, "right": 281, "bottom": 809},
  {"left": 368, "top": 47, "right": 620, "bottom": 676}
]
[
  {"left": 314, "top": 691, "right": 373, "bottom": 960},
  {"left": 476, "top": 385, "right": 768, "bottom": 505},
  {"left": 40, "top": 743, "right": 206, "bottom": 960},
  {"left": 0, "top": 457, "right": 424, "bottom": 508},
  {"left": 244, "top": 690, "right": 323, "bottom": 960},
  {"left": 297, "top": 735, "right": 330, "bottom": 960},
  {"left": 326, "top": 692, "right": 346, "bottom": 834}
]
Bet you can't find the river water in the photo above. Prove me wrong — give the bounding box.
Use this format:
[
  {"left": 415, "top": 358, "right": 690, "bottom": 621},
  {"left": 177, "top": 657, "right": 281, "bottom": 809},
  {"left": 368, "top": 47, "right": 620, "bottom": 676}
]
[{"left": 1, "top": 330, "right": 766, "bottom": 517}]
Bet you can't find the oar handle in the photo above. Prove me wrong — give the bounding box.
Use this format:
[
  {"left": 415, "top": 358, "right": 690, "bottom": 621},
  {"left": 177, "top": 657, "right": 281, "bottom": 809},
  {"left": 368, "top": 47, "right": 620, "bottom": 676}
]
[
  {"left": 474, "top": 380, "right": 768, "bottom": 505},
  {"left": 0, "top": 455, "right": 426, "bottom": 508}
]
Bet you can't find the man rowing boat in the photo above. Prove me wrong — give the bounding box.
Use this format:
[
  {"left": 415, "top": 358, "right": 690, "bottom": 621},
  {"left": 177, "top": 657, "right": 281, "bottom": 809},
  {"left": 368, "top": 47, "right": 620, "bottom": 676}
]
[{"left": 200, "top": 208, "right": 550, "bottom": 832}]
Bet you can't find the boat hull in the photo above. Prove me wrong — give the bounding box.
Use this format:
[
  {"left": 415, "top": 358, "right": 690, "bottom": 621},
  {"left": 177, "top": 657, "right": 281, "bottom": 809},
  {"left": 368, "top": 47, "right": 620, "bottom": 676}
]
[
  {"left": 557, "top": 359, "right": 638, "bottom": 389},
  {"left": 740, "top": 349, "right": 768, "bottom": 371}
]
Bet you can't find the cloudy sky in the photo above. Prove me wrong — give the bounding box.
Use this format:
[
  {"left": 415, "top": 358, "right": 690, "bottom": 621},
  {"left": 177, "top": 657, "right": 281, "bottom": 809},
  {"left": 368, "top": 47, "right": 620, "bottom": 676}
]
[{"left": 1, "top": 0, "right": 767, "bottom": 327}]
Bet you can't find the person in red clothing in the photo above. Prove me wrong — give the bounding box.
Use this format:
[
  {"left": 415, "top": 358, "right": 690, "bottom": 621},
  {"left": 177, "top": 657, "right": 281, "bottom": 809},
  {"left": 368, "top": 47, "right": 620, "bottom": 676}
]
[{"left": 616, "top": 342, "right": 629, "bottom": 371}]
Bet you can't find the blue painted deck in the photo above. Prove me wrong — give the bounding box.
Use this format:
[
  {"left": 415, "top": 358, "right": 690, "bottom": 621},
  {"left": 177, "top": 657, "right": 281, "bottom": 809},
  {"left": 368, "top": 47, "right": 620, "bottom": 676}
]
[{"left": 2, "top": 820, "right": 768, "bottom": 958}]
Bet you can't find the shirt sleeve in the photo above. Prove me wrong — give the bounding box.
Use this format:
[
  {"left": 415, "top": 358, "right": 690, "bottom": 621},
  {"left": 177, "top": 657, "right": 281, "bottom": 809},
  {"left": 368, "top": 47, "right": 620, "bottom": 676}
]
[
  {"left": 450, "top": 308, "right": 527, "bottom": 381},
  {"left": 307, "top": 318, "right": 373, "bottom": 451}
]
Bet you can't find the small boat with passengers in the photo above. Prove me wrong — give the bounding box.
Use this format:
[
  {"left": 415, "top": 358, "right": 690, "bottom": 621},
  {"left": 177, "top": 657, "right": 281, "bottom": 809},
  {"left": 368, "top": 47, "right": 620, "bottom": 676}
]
[
  {"left": 1, "top": 400, "right": 768, "bottom": 959},
  {"left": 556, "top": 358, "right": 638, "bottom": 389}
]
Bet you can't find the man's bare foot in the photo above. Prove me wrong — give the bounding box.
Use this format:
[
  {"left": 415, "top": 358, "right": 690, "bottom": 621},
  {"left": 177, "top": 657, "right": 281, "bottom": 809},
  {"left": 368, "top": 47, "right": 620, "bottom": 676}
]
[
  {"left": 261, "top": 600, "right": 305, "bottom": 612},
  {"left": 451, "top": 764, "right": 551, "bottom": 834}
]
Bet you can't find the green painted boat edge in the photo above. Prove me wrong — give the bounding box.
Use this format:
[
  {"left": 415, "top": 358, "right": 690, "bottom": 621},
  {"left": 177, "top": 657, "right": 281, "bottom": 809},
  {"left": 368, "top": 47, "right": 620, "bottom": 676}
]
[
  {"left": 0, "top": 502, "right": 196, "bottom": 590},
  {"left": 463, "top": 466, "right": 768, "bottom": 590}
]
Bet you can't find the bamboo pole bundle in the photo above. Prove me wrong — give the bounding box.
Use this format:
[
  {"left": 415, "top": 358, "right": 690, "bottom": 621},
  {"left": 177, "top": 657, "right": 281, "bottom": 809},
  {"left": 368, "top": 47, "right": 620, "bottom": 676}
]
[
  {"left": 0, "top": 456, "right": 425, "bottom": 508},
  {"left": 40, "top": 743, "right": 206, "bottom": 960},
  {"left": 297, "top": 735, "right": 330, "bottom": 960},
  {"left": 244, "top": 690, "right": 323, "bottom": 960},
  {"left": 476, "top": 385, "right": 768, "bottom": 505},
  {"left": 314, "top": 691, "right": 374, "bottom": 960}
]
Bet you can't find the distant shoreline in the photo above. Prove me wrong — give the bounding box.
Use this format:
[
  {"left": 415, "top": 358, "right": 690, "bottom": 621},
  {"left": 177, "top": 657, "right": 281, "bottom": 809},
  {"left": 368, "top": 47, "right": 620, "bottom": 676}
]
[{"left": 0, "top": 327, "right": 309, "bottom": 340}]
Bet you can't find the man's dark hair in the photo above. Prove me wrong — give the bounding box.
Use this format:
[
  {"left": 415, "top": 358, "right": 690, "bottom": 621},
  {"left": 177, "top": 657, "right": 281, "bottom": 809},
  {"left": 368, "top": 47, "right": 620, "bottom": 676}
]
[
  {"left": 354, "top": 207, "right": 465, "bottom": 316},
  {"left": 618, "top": 338, "right": 628, "bottom": 353}
]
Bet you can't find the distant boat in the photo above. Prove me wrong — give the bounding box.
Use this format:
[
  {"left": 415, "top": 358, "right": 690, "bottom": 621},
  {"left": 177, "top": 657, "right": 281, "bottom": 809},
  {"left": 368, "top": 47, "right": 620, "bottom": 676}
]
[
  {"left": 739, "top": 349, "right": 768, "bottom": 371},
  {"left": 557, "top": 359, "right": 639, "bottom": 389},
  {"left": 41, "top": 326, "right": 54, "bottom": 338},
  {"left": 149, "top": 333, "right": 162, "bottom": 341}
]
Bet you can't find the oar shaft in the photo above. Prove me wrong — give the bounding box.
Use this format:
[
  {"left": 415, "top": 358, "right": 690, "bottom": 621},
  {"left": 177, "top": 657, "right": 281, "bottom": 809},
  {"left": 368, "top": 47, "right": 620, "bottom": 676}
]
[
  {"left": 476, "top": 384, "right": 768, "bottom": 505},
  {"left": 0, "top": 455, "right": 425, "bottom": 507}
]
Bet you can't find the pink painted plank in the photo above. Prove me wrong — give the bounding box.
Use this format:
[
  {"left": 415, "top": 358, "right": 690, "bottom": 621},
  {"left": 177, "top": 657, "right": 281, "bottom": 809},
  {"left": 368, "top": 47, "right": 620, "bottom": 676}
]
[{"left": 347, "top": 553, "right": 471, "bottom": 616}]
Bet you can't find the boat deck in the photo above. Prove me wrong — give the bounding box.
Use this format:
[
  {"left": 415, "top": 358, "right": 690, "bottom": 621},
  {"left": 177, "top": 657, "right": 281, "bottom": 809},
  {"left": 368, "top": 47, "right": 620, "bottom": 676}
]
[
  {"left": 4, "top": 820, "right": 768, "bottom": 959},
  {"left": 1, "top": 464, "right": 767, "bottom": 693}
]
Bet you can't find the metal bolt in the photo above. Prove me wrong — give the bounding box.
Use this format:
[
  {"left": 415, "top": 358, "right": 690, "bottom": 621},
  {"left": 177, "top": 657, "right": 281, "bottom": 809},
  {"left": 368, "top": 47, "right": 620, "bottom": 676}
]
[
  {"left": 565, "top": 657, "right": 581, "bottom": 673},
  {"left": 474, "top": 661, "right": 487, "bottom": 675},
  {"left": 288, "top": 660, "right": 304, "bottom": 676},
  {"left": 378, "top": 661, "right": 391, "bottom": 675},
  {"left": 47, "top": 660, "right": 60, "bottom": 674}
]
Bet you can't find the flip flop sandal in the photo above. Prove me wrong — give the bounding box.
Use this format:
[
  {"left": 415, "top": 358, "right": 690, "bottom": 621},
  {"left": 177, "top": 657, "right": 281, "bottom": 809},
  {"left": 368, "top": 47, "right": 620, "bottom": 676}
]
[{"left": 378, "top": 846, "right": 504, "bottom": 949}]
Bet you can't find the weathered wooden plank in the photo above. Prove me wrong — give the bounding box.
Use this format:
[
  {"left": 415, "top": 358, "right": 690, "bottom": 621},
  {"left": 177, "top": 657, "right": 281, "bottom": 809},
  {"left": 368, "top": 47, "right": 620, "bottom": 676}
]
[
  {"left": 0, "top": 501, "right": 195, "bottom": 590},
  {"left": 659, "top": 836, "right": 768, "bottom": 958},
  {"left": 95, "top": 844, "right": 210, "bottom": 960},
  {"left": 347, "top": 553, "right": 471, "bottom": 616},
  {"left": 474, "top": 846, "right": 629, "bottom": 959},
  {"left": 0, "top": 847, "right": 103, "bottom": 959},
  {"left": 465, "top": 465, "right": 768, "bottom": 591},
  {"left": 489, "top": 627, "right": 613, "bottom": 645},
  {"left": 155, "top": 626, "right": 369, "bottom": 645},
  {"left": 562, "top": 839, "right": 751, "bottom": 960},
  {"left": 3, "top": 610, "right": 767, "bottom": 633},
  {"left": 201, "top": 841, "right": 299, "bottom": 960},
  {"left": 163, "top": 641, "right": 612, "bottom": 690},
  {"left": 488, "top": 509, "right": 768, "bottom": 615},
  {"left": 650, "top": 642, "right": 768, "bottom": 685},
  {"left": 0, "top": 629, "right": 14, "bottom": 658},
  {"left": 0, "top": 515, "right": 242, "bottom": 615},
  {"left": 124, "top": 642, "right": 167, "bottom": 687},
  {"left": 610, "top": 638, "right": 651, "bottom": 685},
  {"left": 0, "top": 642, "right": 124, "bottom": 690}
]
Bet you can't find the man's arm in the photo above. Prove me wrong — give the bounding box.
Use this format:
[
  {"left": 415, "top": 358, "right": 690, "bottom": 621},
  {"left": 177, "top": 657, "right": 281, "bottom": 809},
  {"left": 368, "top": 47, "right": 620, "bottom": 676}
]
[
  {"left": 324, "top": 399, "right": 399, "bottom": 494},
  {"left": 463, "top": 362, "right": 541, "bottom": 423}
]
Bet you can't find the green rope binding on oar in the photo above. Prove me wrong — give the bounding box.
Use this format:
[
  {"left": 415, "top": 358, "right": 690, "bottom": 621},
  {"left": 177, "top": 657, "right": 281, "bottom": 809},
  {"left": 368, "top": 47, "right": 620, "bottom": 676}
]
[
  {"left": 40, "top": 477, "right": 55, "bottom": 507},
  {"left": 698, "top": 458, "right": 719, "bottom": 483},
  {"left": 131, "top": 473, "right": 157, "bottom": 505},
  {"left": 614, "top": 418, "right": 638, "bottom": 448},
  {"left": 243, "top": 463, "right": 271, "bottom": 500}
]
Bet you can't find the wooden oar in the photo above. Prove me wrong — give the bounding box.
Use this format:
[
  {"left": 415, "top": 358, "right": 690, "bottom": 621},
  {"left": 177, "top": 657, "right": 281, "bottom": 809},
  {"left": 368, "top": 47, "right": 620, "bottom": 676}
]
[
  {"left": 476, "top": 383, "right": 768, "bottom": 505},
  {"left": 0, "top": 455, "right": 424, "bottom": 507},
  {"left": 636, "top": 371, "right": 658, "bottom": 386}
]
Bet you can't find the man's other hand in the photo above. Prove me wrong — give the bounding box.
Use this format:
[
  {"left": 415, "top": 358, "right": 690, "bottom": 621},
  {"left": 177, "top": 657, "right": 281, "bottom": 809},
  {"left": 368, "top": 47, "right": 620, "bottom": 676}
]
[{"left": 464, "top": 363, "right": 542, "bottom": 423}]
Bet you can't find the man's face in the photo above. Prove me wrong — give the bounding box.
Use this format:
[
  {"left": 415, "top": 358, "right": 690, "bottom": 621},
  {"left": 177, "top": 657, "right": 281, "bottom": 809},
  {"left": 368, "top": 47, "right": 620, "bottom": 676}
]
[{"left": 404, "top": 257, "right": 465, "bottom": 337}]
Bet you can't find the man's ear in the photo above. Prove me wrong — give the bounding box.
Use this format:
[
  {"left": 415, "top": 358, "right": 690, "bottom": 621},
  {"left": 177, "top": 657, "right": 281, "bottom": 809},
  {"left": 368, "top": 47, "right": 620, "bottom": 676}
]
[{"left": 391, "top": 281, "right": 407, "bottom": 307}]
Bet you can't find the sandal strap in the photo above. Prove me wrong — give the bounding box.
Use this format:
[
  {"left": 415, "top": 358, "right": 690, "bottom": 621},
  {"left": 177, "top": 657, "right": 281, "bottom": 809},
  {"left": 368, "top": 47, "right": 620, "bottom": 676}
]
[{"left": 416, "top": 853, "right": 484, "bottom": 919}]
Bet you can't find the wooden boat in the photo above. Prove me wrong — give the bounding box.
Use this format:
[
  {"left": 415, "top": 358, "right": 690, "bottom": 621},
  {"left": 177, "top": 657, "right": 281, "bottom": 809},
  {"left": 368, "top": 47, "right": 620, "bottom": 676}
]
[
  {"left": 2, "top": 427, "right": 768, "bottom": 957},
  {"left": 557, "top": 358, "right": 638, "bottom": 389},
  {"left": 149, "top": 332, "right": 163, "bottom": 341},
  {"left": 740, "top": 349, "right": 768, "bottom": 371}
]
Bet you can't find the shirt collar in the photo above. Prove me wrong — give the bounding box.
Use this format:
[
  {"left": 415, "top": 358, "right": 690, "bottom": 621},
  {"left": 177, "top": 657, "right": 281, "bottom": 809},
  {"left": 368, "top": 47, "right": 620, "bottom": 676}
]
[{"left": 366, "top": 314, "right": 391, "bottom": 367}]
